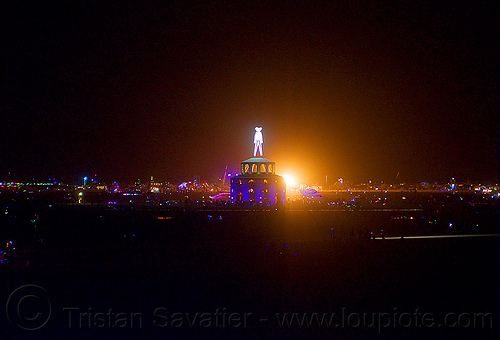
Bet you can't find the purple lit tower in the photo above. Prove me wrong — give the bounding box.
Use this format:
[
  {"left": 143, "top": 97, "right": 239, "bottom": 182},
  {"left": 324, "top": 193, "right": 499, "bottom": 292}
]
[{"left": 230, "top": 127, "right": 285, "bottom": 205}]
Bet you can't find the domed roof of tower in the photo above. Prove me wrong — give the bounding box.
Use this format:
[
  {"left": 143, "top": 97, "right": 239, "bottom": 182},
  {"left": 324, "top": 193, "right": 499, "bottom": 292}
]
[{"left": 241, "top": 157, "right": 274, "bottom": 163}]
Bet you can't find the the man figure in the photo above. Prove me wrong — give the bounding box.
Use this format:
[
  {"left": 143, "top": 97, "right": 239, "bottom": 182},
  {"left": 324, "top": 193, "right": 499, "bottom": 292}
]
[{"left": 253, "top": 126, "right": 263, "bottom": 157}]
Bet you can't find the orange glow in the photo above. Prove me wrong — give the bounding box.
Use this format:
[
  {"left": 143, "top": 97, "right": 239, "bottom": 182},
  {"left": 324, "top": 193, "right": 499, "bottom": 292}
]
[{"left": 282, "top": 174, "right": 296, "bottom": 187}]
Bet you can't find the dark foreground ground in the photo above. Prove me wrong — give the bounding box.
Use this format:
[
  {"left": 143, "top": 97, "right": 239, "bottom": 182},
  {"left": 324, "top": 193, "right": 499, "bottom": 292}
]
[{"left": 0, "top": 209, "right": 498, "bottom": 339}]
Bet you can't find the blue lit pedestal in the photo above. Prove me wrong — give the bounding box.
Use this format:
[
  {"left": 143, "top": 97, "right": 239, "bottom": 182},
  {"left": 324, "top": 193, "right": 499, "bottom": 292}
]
[{"left": 230, "top": 157, "right": 285, "bottom": 205}]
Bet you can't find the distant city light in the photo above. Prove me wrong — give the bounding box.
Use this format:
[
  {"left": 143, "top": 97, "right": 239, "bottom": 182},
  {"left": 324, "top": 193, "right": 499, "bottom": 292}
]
[{"left": 299, "top": 187, "right": 322, "bottom": 198}]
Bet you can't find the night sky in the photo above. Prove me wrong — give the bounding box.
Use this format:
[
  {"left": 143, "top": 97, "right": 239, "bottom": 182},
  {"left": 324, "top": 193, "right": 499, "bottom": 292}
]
[{"left": 3, "top": 1, "right": 498, "bottom": 184}]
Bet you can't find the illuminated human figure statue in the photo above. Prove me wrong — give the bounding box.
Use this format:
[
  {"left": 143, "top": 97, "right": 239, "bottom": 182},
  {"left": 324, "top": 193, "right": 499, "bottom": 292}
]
[{"left": 253, "top": 126, "right": 263, "bottom": 157}]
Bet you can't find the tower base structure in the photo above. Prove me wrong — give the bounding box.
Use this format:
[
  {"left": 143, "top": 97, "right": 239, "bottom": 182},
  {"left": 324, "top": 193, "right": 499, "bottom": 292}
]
[{"left": 230, "top": 157, "right": 285, "bottom": 205}]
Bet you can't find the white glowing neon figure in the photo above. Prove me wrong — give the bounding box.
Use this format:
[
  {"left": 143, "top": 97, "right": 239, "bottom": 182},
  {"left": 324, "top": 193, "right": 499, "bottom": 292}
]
[{"left": 253, "top": 127, "right": 263, "bottom": 157}]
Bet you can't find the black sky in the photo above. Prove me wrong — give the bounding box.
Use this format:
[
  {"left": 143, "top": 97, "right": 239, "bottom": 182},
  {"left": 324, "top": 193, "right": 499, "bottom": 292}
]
[{"left": 2, "top": 0, "right": 498, "bottom": 184}]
